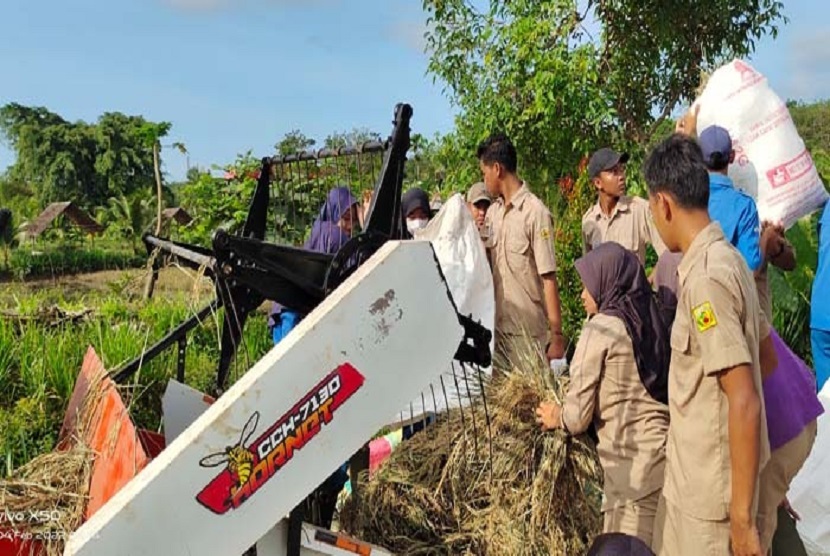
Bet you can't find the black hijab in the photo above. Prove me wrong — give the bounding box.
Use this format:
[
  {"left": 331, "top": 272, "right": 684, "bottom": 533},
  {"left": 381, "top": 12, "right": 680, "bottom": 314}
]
[
  {"left": 402, "top": 188, "right": 431, "bottom": 219},
  {"left": 574, "top": 242, "right": 670, "bottom": 404}
]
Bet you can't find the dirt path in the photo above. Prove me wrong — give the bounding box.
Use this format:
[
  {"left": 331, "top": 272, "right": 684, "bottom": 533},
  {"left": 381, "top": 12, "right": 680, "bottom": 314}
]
[{"left": 0, "top": 267, "right": 214, "bottom": 303}]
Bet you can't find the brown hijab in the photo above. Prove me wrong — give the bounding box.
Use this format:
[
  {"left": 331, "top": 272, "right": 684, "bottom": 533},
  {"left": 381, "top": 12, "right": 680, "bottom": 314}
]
[{"left": 574, "top": 242, "right": 670, "bottom": 404}]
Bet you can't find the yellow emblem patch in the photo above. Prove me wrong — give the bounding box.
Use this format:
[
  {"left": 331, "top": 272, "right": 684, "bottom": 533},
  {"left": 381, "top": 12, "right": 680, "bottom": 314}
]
[
  {"left": 693, "top": 302, "right": 718, "bottom": 332},
  {"left": 540, "top": 228, "right": 551, "bottom": 240}
]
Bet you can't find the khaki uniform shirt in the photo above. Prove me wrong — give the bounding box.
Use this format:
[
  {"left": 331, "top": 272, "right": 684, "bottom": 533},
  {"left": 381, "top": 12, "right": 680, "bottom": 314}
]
[
  {"left": 562, "top": 314, "right": 669, "bottom": 511},
  {"left": 664, "top": 222, "right": 770, "bottom": 521},
  {"left": 582, "top": 196, "right": 666, "bottom": 265},
  {"left": 485, "top": 184, "right": 557, "bottom": 345}
]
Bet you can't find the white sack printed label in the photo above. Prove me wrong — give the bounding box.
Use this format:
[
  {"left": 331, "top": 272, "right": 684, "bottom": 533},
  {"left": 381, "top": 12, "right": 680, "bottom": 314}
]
[{"left": 696, "top": 59, "right": 828, "bottom": 228}]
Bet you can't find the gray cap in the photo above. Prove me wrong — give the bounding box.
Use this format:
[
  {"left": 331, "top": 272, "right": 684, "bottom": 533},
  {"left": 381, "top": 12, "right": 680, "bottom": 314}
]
[
  {"left": 588, "top": 148, "right": 630, "bottom": 179},
  {"left": 466, "top": 182, "right": 492, "bottom": 204}
]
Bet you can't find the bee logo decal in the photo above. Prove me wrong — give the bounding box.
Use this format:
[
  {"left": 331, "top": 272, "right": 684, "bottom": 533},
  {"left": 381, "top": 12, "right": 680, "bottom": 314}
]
[
  {"left": 199, "top": 411, "right": 260, "bottom": 491},
  {"left": 196, "top": 363, "right": 366, "bottom": 515}
]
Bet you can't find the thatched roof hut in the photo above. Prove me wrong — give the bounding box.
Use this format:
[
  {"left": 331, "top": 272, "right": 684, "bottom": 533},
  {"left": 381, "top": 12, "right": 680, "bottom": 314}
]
[
  {"left": 23, "top": 202, "right": 104, "bottom": 239},
  {"left": 161, "top": 207, "right": 193, "bottom": 226}
]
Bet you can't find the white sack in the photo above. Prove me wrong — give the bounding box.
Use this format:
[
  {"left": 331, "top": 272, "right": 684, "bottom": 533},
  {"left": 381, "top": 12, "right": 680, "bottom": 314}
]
[
  {"left": 788, "top": 380, "right": 830, "bottom": 556},
  {"left": 394, "top": 194, "right": 495, "bottom": 423},
  {"left": 696, "top": 59, "right": 828, "bottom": 228}
]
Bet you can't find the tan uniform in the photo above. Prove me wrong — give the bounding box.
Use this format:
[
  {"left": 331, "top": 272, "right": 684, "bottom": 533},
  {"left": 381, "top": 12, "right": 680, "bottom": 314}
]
[
  {"left": 562, "top": 314, "right": 669, "bottom": 547},
  {"left": 582, "top": 196, "right": 666, "bottom": 266},
  {"left": 485, "top": 184, "right": 557, "bottom": 366},
  {"left": 757, "top": 421, "right": 817, "bottom": 551},
  {"left": 654, "top": 222, "right": 770, "bottom": 556}
]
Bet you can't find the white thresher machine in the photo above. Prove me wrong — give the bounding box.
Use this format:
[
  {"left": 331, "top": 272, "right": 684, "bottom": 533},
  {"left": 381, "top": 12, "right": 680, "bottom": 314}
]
[{"left": 63, "top": 104, "right": 493, "bottom": 556}]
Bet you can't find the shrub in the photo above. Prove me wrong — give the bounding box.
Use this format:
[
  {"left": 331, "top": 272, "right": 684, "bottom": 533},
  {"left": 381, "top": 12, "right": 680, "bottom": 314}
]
[{"left": 6, "top": 246, "right": 145, "bottom": 280}]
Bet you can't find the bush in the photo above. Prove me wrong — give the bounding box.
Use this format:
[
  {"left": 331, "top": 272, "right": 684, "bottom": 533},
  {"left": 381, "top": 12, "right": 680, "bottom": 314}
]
[
  {"left": 6, "top": 245, "right": 145, "bottom": 280},
  {"left": 551, "top": 167, "right": 595, "bottom": 351},
  {"left": 770, "top": 213, "right": 821, "bottom": 365}
]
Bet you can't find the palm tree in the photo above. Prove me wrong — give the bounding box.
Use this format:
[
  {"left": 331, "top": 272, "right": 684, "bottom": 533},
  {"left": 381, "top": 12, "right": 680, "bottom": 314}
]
[{"left": 107, "top": 194, "right": 153, "bottom": 252}]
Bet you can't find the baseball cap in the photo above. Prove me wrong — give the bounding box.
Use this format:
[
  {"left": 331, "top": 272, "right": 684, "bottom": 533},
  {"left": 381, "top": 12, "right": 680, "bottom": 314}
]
[
  {"left": 699, "top": 125, "right": 733, "bottom": 167},
  {"left": 588, "top": 148, "right": 630, "bottom": 179},
  {"left": 466, "top": 182, "right": 492, "bottom": 205}
]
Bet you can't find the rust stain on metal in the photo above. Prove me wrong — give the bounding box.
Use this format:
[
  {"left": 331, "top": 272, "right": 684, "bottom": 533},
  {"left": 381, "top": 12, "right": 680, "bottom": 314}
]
[{"left": 369, "top": 289, "right": 396, "bottom": 315}]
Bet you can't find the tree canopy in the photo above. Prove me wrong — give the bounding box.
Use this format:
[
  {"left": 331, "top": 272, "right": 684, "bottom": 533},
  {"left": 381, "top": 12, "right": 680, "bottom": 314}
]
[
  {"left": 424, "top": 0, "right": 786, "bottom": 188},
  {"left": 0, "top": 103, "right": 171, "bottom": 208}
]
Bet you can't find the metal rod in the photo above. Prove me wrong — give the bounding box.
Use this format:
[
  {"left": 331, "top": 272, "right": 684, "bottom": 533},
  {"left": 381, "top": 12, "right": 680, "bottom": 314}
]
[
  {"left": 177, "top": 337, "right": 187, "bottom": 383},
  {"left": 420, "top": 391, "right": 428, "bottom": 434},
  {"left": 111, "top": 299, "right": 220, "bottom": 383},
  {"left": 458, "top": 362, "right": 479, "bottom": 455},
  {"left": 450, "top": 366, "right": 468, "bottom": 453},
  {"left": 144, "top": 236, "right": 215, "bottom": 269},
  {"left": 272, "top": 142, "right": 387, "bottom": 165},
  {"left": 473, "top": 364, "right": 494, "bottom": 482},
  {"left": 430, "top": 383, "right": 439, "bottom": 426},
  {"left": 439, "top": 375, "right": 452, "bottom": 455}
]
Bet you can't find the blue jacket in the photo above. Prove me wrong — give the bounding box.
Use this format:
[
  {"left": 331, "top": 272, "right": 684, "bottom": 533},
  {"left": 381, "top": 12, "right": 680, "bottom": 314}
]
[
  {"left": 708, "top": 173, "right": 762, "bottom": 272},
  {"left": 812, "top": 202, "right": 830, "bottom": 331}
]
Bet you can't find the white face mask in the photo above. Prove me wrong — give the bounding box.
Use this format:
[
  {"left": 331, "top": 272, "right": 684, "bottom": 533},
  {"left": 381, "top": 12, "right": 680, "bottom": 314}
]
[{"left": 406, "top": 218, "right": 428, "bottom": 234}]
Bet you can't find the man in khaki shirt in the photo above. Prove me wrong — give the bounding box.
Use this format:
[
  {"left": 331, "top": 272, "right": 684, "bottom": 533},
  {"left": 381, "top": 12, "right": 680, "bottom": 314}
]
[
  {"left": 644, "top": 134, "right": 777, "bottom": 556},
  {"left": 478, "top": 133, "right": 564, "bottom": 367},
  {"left": 582, "top": 148, "right": 666, "bottom": 265}
]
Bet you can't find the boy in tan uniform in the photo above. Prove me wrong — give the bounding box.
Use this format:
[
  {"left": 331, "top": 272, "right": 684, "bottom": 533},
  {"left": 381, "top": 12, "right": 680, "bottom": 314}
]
[
  {"left": 644, "top": 134, "right": 777, "bottom": 556},
  {"left": 478, "top": 133, "right": 565, "bottom": 367},
  {"left": 582, "top": 147, "right": 666, "bottom": 265}
]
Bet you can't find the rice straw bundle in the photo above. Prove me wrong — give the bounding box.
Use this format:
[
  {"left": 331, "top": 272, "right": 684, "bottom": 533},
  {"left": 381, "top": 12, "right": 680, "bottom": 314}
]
[
  {"left": 0, "top": 354, "right": 108, "bottom": 556},
  {"left": 340, "top": 334, "right": 603, "bottom": 555},
  {"left": 0, "top": 443, "right": 93, "bottom": 556}
]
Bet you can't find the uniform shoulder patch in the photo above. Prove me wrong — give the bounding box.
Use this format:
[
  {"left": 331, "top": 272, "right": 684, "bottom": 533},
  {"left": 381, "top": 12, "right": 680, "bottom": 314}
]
[
  {"left": 692, "top": 301, "right": 718, "bottom": 332},
  {"left": 540, "top": 227, "right": 551, "bottom": 240}
]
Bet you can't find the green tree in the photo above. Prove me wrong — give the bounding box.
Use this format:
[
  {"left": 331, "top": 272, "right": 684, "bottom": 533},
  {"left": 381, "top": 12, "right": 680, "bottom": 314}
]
[
  {"left": 177, "top": 152, "right": 262, "bottom": 245},
  {"left": 789, "top": 100, "right": 830, "bottom": 154},
  {"left": 0, "top": 103, "right": 172, "bottom": 209},
  {"left": 789, "top": 100, "right": 830, "bottom": 182},
  {"left": 323, "top": 128, "right": 381, "bottom": 150},
  {"left": 424, "top": 0, "right": 786, "bottom": 188},
  {"left": 276, "top": 129, "right": 316, "bottom": 156}
]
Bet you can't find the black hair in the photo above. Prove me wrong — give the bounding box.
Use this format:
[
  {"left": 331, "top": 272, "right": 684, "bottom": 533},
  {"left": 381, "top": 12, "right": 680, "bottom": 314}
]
[
  {"left": 476, "top": 133, "right": 517, "bottom": 173},
  {"left": 706, "top": 151, "right": 730, "bottom": 171},
  {"left": 643, "top": 134, "right": 710, "bottom": 210}
]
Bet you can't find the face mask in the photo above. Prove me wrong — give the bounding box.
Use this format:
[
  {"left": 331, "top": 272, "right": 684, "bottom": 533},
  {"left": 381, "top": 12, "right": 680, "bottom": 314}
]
[{"left": 406, "top": 218, "right": 428, "bottom": 234}]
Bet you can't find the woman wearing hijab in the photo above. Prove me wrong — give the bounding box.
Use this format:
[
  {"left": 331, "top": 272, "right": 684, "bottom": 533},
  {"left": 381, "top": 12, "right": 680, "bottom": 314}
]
[
  {"left": 535, "top": 242, "right": 670, "bottom": 548},
  {"left": 401, "top": 187, "right": 431, "bottom": 237},
  {"left": 268, "top": 186, "right": 359, "bottom": 345}
]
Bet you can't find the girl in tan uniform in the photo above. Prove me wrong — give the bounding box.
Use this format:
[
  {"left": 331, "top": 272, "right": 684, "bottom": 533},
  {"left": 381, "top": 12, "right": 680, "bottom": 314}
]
[{"left": 536, "top": 242, "right": 670, "bottom": 549}]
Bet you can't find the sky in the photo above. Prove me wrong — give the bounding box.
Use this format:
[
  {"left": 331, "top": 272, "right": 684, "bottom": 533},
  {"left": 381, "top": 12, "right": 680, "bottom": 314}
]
[{"left": 0, "top": 0, "right": 828, "bottom": 182}]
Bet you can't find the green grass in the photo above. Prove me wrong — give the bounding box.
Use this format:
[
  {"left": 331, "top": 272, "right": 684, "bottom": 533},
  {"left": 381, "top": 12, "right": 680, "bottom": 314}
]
[
  {"left": 0, "top": 290, "right": 271, "bottom": 476},
  {"left": 2, "top": 243, "right": 145, "bottom": 280}
]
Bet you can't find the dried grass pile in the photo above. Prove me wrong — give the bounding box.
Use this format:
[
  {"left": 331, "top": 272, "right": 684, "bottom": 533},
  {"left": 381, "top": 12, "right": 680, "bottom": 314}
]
[
  {"left": 340, "top": 337, "right": 604, "bottom": 555},
  {"left": 0, "top": 358, "right": 107, "bottom": 556},
  {"left": 0, "top": 443, "right": 93, "bottom": 556}
]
